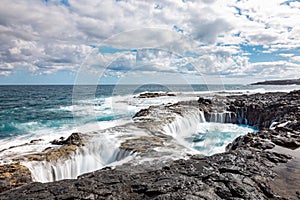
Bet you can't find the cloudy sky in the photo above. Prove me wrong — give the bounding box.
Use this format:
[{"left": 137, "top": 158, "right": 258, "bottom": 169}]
[{"left": 0, "top": 0, "right": 300, "bottom": 84}]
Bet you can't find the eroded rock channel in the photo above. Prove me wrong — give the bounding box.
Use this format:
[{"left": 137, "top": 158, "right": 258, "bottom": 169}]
[{"left": 0, "top": 90, "right": 300, "bottom": 199}]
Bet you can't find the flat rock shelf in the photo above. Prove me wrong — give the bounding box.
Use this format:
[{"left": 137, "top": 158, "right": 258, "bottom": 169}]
[{"left": 1, "top": 90, "right": 300, "bottom": 199}]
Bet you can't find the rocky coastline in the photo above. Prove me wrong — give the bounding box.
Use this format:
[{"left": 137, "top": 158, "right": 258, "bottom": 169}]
[
  {"left": 0, "top": 90, "right": 300, "bottom": 199},
  {"left": 251, "top": 78, "right": 300, "bottom": 85}
]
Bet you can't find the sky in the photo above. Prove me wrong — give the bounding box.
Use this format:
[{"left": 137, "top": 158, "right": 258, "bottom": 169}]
[{"left": 0, "top": 0, "right": 300, "bottom": 85}]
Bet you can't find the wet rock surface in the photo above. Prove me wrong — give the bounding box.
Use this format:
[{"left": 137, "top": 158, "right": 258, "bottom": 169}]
[{"left": 1, "top": 90, "right": 300, "bottom": 199}]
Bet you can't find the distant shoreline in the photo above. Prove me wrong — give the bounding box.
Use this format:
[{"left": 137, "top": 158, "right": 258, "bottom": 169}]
[{"left": 251, "top": 78, "right": 300, "bottom": 85}]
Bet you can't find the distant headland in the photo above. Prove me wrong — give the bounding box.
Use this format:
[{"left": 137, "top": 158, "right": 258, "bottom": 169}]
[{"left": 251, "top": 78, "right": 300, "bottom": 85}]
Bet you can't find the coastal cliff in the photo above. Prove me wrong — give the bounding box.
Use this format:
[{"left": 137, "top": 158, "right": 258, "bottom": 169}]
[{"left": 0, "top": 90, "right": 300, "bottom": 199}]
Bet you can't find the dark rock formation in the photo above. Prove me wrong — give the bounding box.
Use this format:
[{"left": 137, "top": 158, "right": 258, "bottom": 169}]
[
  {"left": 20, "top": 132, "right": 84, "bottom": 162},
  {"left": 0, "top": 164, "right": 32, "bottom": 193},
  {"left": 197, "top": 97, "right": 212, "bottom": 105},
  {"left": 135, "top": 92, "right": 175, "bottom": 98},
  {"left": 1, "top": 90, "right": 300, "bottom": 199},
  {"left": 202, "top": 90, "right": 300, "bottom": 130},
  {"left": 133, "top": 108, "right": 151, "bottom": 118},
  {"left": 251, "top": 78, "right": 300, "bottom": 85},
  {"left": 50, "top": 132, "right": 83, "bottom": 146}
]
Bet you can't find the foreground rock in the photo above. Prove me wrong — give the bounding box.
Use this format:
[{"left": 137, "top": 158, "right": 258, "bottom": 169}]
[
  {"left": 0, "top": 132, "right": 84, "bottom": 193},
  {"left": 0, "top": 145, "right": 294, "bottom": 199},
  {"left": 1, "top": 90, "right": 300, "bottom": 199},
  {"left": 0, "top": 164, "right": 32, "bottom": 193}
]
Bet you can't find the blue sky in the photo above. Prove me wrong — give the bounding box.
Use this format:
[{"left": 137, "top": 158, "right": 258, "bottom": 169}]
[{"left": 0, "top": 0, "right": 300, "bottom": 84}]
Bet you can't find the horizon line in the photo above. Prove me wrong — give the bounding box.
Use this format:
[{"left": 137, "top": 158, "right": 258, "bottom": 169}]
[{"left": 0, "top": 83, "right": 248, "bottom": 86}]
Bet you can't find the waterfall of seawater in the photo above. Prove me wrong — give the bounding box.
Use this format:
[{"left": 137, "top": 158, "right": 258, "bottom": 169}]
[
  {"left": 24, "top": 108, "right": 253, "bottom": 182},
  {"left": 163, "top": 108, "right": 206, "bottom": 138},
  {"left": 163, "top": 109, "right": 255, "bottom": 156},
  {"left": 163, "top": 109, "right": 241, "bottom": 137},
  {"left": 22, "top": 136, "right": 132, "bottom": 182},
  {"left": 208, "top": 112, "right": 234, "bottom": 123}
]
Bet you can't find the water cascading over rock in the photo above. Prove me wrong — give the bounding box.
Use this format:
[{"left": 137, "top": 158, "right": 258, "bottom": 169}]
[{"left": 22, "top": 133, "right": 132, "bottom": 182}]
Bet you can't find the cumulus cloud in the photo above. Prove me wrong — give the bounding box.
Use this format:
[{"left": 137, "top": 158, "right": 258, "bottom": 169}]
[
  {"left": 248, "top": 61, "right": 300, "bottom": 79},
  {"left": 0, "top": 0, "right": 300, "bottom": 82}
]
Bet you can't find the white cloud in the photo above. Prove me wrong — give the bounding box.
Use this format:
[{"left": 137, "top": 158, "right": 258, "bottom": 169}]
[
  {"left": 0, "top": 63, "right": 14, "bottom": 76},
  {"left": 248, "top": 61, "right": 300, "bottom": 79},
  {"left": 279, "top": 53, "right": 294, "bottom": 58},
  {"left": 291, "top": 56, "right": 300, "bottom": 63},
  {"left": 0, "top": 0, "right": 300, "bottom": 82}
]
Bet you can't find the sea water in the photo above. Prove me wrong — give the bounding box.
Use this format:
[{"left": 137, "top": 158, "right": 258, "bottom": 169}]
[
  {"left": 185, "top": 123, "right": 256, "bottom": 155},
  {"left": 1, "top": 84, "right": 298, "bottom": 140}
]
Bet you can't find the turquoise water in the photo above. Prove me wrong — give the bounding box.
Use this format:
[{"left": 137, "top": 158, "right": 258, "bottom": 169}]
[{"left": 185, "top": 123, "right": 257, "bottom": 155}]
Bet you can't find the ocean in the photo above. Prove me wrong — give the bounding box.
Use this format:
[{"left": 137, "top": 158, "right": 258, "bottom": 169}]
[
  {"left": 1, "top": 84, "right": 300, "bottom": 182},
  {"left": 1, "top": 84, "right": 299, "bottom": 139},
  {"left": 0, "top": 84, "right": 244, "bottom": 139}
]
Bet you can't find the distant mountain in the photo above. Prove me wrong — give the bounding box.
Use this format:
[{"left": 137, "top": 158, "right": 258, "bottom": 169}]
[{"left": 251, "top": 78, "right": 300, "bottom": 85}]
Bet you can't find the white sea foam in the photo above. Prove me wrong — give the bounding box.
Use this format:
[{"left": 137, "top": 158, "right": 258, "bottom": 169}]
[{"left": 192, "top": 123, "right": 255, "bottom": 155}]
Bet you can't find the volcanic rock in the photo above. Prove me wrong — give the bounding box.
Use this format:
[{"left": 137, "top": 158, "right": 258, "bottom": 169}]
[
  {"left": 50, "top": 132, "right": 83, "bottom": 146},
  {"left": 0, "top": 163, "right": 32, "bottom": 193},
  {"left": 135, "top": 92, "right": 175, "bottom": 98}
]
